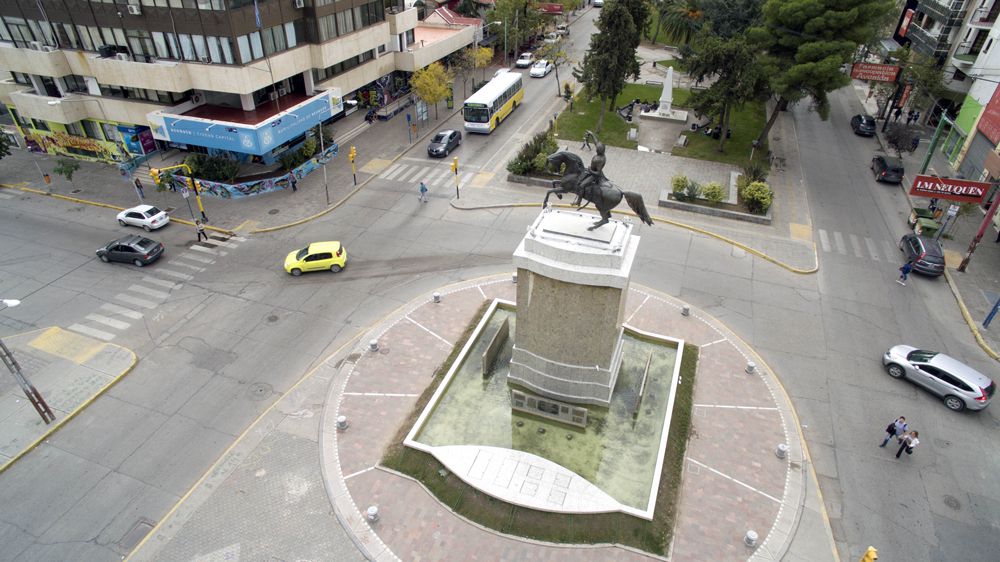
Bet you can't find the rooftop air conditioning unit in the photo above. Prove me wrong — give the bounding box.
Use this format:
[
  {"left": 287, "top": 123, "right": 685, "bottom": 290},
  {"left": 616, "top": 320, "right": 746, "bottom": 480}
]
[
  {"left": 28, "top": 41, "right": 43, "bottom": 51},
  {"left": 277, "top": 86, "right": 288, "bottom": 96},
  {"left": 127, "top": 4, "right": 141, "bottom": 15},
  {"left": 41, "top": 45, "right": 57, "bottom": 52},
  {"left": 115, "top": 53, "right": 131, "bottom": 61},
  {"left": 293, "top": 0, "right": 304, "bottom": 8},
  {"left": 268, "top": 91, "right": 279, "bottom": 101}
]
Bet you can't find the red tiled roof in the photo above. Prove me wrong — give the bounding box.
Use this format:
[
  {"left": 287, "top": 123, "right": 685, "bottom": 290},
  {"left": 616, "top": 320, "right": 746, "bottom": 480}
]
[{"left": 432, "top": 6, "right": 482, "bottom": 26}]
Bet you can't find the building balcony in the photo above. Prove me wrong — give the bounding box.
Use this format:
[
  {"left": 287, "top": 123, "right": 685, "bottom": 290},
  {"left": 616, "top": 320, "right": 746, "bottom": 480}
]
[
  {"left": 315, "top": 56, "right": 396, "bottom": 95},
  {"left": 952, "top": 52, "right": 977, "bottom": 67},
  {"left": 394, "top": 24, "right": 475, "bottom": 73},
  {"left": 0, "top": 79, "right": 29, "bottom": 105},
  {"left": 0, "top": 43, "right": 72, "bottom": 77},
  {"left": 386, "top": 6, "right": 419, "bottom": 35},
  {"left": 968, "top": 3, "right": 999, "bottom": 27},
  {"left": 9, "top": 90, "right": 163, "bottom": 125}
]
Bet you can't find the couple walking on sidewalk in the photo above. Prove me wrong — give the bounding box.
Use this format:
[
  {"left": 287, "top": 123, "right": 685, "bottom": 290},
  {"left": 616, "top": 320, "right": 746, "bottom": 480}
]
[{"left": 880, "top": 416, "right": 920, "bottom": 459}]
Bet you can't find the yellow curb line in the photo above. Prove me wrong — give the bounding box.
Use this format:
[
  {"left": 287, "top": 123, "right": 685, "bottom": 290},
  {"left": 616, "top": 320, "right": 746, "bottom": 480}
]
[
  {"left": 0, "top": 332, "right": 138, "bottom": 476},
  {"left": 0, "top": 183, "right": 235, "bottom": 235},
  {"left": 944, "top": 269, "right": 1000, "bottom": 362},
  {"left": 449, "top": 200, "right": 820, "bottom": 275}
]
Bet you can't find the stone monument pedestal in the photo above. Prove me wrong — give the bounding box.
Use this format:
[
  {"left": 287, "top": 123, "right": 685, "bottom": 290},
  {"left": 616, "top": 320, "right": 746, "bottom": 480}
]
[{"left": 509, "top": 209, "right": 640, "bottom": 407}]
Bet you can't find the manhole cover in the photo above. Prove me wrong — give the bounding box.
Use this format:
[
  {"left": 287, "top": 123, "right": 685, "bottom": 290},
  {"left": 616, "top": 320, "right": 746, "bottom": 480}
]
[
  {"left": 268, "top": 209, "right": 280, "bottom": 215},
  {"left": 119, "top": 518, "right": 155, "bottom": 550},
  {"left": 267, "top": 315, "right": 278, "bottom": 322},
  {"left": 71, "top": 189, "right": 82, "bottom": 193},
  {"left": 943, "top": 495, "right": 961, "bottom": 510},
  {"left": 247, "top": 382, "right": 272, "bottom": 400}
]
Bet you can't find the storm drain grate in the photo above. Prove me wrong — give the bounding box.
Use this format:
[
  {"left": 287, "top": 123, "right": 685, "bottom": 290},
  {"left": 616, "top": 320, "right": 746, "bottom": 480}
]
[{"left": 119, "top": 517, "right": 155, "bottom": 551}]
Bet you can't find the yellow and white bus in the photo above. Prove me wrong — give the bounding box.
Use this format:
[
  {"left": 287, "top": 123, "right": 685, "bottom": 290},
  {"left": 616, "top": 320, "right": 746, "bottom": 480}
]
[{"left": 463, "top": 70, "right": 524, "bottom": 133}]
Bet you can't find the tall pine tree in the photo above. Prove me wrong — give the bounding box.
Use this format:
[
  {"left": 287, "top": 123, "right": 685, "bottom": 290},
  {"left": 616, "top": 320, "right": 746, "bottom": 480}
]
[{"left": 574, "top": 1, "right": 638, "bottom": 131}]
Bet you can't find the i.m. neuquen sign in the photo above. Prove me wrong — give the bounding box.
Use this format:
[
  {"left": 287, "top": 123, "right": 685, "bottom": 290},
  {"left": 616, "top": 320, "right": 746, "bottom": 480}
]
[{"left": 909, "top": 174, "right": 991, "bottom": 203}]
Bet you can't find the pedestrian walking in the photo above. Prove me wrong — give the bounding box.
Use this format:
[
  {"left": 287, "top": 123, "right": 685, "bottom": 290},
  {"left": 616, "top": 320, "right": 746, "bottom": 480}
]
[
  {"left": 880, "top": 416, "right": 908, "bottom": 447},
  {"left": 897, "top": 260, "right": 913, "bottom": 285},
  {"left": 418, "top": 181, "right": 428, "bottom": 203},
  {"left": 290, "top": 175, "right": 298, "bottom": 192},
  {"left": 911, "top": 136, "right": 921, "bottom": 151},
  {"left": 133, "top": 177, "right": 145, "bottom": 200},
  {"left": 581, "top": 133, "right": 591, "bottom": 151},
  {"left": 893, "top": 107, "right": 903, "bottom": 122},
  {"left": 913, "top": 110, "right": 921, "bottom": 124},
  {"left": 196, "top": 220, "right": 208, "bottom": 242},
  {"left": 896, "top": 430, "right": 919, "bottom": 459}
]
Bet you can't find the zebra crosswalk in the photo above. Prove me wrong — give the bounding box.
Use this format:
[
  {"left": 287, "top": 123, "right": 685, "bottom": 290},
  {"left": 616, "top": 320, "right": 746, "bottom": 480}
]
[
  {"left": 816, "top": 228, "right": 900, "bottom": 263},
  {"left": 67, "top": 233, "right": 247, "bottom": 342},
  {"left": 379, "top": 161, "right": 478, "bottom": 189}
]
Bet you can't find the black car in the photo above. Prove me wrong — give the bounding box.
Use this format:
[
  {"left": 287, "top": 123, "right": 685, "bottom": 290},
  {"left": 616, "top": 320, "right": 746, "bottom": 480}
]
[
  {"left": 899, "top": 233, "right": 945, "bottom": 276},
  {"left": 851, "top": 114, "right": 876, "bottom": 136},
  {"left": 872, "top": 155, "right": 904, "bottom": 183},
  {"left": 96, "top": 235, "right": 164, "bottom": 267},
  {"left": 427, "top": 129, "right": 462, "bottom": 157}
]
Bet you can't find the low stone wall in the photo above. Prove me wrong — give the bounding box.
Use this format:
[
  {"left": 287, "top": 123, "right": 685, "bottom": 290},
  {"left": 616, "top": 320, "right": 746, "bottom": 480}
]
[
  {"left": 507, "top": 173, "right": 556, "bottom": 188},
  {"left": 658, "top": 191, "right": 772, "bottom": 225}
]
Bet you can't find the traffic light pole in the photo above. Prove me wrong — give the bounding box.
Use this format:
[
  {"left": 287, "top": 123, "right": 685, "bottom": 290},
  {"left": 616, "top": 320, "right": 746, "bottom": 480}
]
[
  {"left": 349, "top": 146, "right": 357, "bottom": 185},
  {"left": 452, "top": 156, "right": 460, "bottom": 199}
]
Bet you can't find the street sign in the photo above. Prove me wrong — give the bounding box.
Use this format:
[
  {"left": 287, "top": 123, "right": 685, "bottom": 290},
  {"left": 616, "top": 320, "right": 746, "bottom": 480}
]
[
  {"left": 947, "top": 204, "right": 960, "bottom": 217},
  {"left": 909, "top": 175, "right": 990, "bottom": 204},
  {"left": 850, "top": 63, "right": 901, "bottom": 82},
  {"left": 180, "top": 186, "right": 190, "bottom": 199}
]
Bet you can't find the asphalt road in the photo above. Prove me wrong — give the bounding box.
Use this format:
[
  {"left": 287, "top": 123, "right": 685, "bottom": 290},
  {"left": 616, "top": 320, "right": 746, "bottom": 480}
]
[{"left": 776, "top": 88, "right": 1000, "bottom": 561}]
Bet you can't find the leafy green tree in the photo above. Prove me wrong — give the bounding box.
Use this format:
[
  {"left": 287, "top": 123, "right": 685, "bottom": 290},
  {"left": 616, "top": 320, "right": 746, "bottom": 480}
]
[
  {"left": 700, "top": 0, "right": 762, "bottom": 38},
  {"left": 487, "top": 0, "right": 544, "bottom": 61},
  {"left": 655, "top": 0, "right": 704, "bottom": 46},
  {"left": 749, "top": 0, "right": 894, "bottom": 143},
  {"left": 618, "top": 0, "right": 651, "bottom": 51},
  {"left": 535, "top": 42, "right": 575, "bottom": 98},
  {"left": 473, "top": 46, "right": 494, "bottom": 82},
  {"left": 884, "top": 123, "right": 920, "bottom": 158},
  {"left": 449, "top": 48, "right": 476, "bottom": 98},
  {"left": 895, "top": 49, "right": 948, "bottom": 111},
  {"left": 410, "top": 62, "right": 454, "bottom": 119},
  {"left": 574, "top": 1, "right": 638, "bottom": 131},
  {"left": 454, "top": 0, "right": 480, "bottom": 17},
  {"left": 53, "top": 158, "right": 80, "bottom": 188},
  {"left": 683, "top": 27, "right": 767, "bottom": 151}
]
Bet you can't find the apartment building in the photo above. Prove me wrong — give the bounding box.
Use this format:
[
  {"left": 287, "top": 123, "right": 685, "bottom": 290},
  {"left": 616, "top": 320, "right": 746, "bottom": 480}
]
[{"left": 0, "top": 0, "right": 474, "bottom": 164}]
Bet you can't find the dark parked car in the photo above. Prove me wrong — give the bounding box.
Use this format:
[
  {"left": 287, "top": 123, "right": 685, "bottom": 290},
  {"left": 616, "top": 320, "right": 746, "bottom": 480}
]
[
  {"left": 427, "top": 129, "right": 462, "bottom": 157},
  {"left": 851, "top": 114, "right": 877, "bottom": 136},
  {"left": 899, "top": 233, "right": 945, "bottom": 276},
  {"left": 872, "top": 155, "right": 904, "bottom": 183},
  {"left": 96, "top": 235, "right": 164, "bottom": 267}
]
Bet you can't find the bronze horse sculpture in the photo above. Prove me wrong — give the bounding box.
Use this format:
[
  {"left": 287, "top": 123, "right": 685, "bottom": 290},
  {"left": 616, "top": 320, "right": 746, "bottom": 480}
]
[{"left": 542, "top": 151, "right": 654, "bottom": 230}]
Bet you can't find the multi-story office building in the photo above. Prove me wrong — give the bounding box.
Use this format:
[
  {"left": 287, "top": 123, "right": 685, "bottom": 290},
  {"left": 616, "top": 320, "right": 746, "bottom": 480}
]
[{"left": 0, "top": 0, "right": 474, "bottom": 164}]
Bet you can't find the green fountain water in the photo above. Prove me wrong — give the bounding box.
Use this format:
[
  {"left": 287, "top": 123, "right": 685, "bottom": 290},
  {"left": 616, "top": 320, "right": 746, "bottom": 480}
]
[{"left": 413, "top": 306, "right": 678, "bottom": 511}]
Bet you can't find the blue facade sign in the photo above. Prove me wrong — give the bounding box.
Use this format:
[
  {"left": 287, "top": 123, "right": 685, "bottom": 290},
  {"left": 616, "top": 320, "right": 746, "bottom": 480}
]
[{"left": 161, "top": 92, "right": 339, "bottom": 156}]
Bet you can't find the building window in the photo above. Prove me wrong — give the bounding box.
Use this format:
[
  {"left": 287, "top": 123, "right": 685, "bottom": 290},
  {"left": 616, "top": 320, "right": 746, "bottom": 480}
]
[
  {"left": 66, "top": 122, "right": 85, "bottom": 137},
  {"left": 8, "top": 107, "right": 31, "bottom": 128},
  {"left": 62, "top": 75, "right": 89, "bottom": 93},
  {"left": 953, "top": 68, "right": 968, "bottom": 81},
  {"left": 101, "top": 122, "right": 119, "bottom": 142},
  {"left": 31, "top": 119, "right": 50, "bottom": 132},
  {"left": 82, "top": 120, "right": 104, "bottom": 140},
  {"left": 11, "top": 72, "right": 31, "bottom": 85},
  {"left": 336, "top": 10, "right": 356, "bottom": 35},
  {"left": 318, "top": 14, "right": 338, "bottom": 41}
]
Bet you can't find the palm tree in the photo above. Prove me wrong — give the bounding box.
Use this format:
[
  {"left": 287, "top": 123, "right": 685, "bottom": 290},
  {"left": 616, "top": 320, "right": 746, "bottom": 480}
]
[{"left": 655, "top": 0, "right": 703, "bottom": 47}]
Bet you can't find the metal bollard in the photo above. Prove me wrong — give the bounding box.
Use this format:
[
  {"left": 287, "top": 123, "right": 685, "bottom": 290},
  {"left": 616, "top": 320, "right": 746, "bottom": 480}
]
[
  {"left": 512, "top": 272, "right": 518, "bottom": 284},
  {"left": 369, "top": 339, "right": 379, "bottom": 352},
  {"left": 681, "top": 305, "right": 690, "bottom": 317},
  {"left": 337, "top": 415, "right": 349, "bottom": 431},
  {"left": 744, "top": 530, "right": 758, "bottom": 547},
  {"left": 366, "top": 505, "right": 379, "bottom": 523},
  {"left": 432, "top": 292, "right": 441, "bottom": 303},
  {"left": 745, "top": 361, "right": 756, "bottom": 375},
  {"left": 775, "top": 443, "right": 788, "bottom": 459}
]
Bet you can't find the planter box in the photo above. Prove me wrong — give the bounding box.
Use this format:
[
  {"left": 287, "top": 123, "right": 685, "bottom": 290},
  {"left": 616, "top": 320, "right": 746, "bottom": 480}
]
[
  {"left": 507, "top": 173, "right": 559, "bottom": 188},
  {"left": 658, "top": 191, "right": 772, "bottom": 225}
]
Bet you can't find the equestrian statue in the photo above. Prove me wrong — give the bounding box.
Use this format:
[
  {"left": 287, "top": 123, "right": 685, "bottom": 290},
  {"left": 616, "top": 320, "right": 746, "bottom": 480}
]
[{"left": 542, "top": 131, "right": 654, "bottom": 230}]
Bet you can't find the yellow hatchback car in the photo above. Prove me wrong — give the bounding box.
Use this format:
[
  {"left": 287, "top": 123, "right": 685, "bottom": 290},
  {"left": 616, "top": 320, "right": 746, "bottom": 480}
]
[{"left": 284, "top": 241, "right": 347, "bottom": 276}]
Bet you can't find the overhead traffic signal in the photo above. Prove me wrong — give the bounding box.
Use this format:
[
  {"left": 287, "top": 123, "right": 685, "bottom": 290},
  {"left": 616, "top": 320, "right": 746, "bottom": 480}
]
[
  {"left": 349, "top": 146, "right": 356, "bottom": 163},
  {"left": 860, "top": 546, "right": 878, "bottom": 562},
  {"left": 149, "top": 168, "right": 161, "bottom": 185},
  {"left": 451, "top": 157, "right": 458, "bottom": 174}
]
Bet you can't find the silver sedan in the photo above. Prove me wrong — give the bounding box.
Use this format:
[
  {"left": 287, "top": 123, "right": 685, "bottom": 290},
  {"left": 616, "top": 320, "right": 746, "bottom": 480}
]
[{"left": 882, "top": 345, "right": 996, "bottom": 411}]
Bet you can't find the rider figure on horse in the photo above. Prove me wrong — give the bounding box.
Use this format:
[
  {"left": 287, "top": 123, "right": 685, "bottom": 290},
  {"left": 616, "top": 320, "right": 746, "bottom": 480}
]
[{"left": 575, "top": 130, "right": 607, "bottom": 207}]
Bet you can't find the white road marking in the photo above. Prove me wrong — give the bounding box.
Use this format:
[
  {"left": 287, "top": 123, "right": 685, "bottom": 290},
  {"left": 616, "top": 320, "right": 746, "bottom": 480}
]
[
  {"left": 686, "top": 458, "right": 781, "bottom": 503},
  {"left": 342, "top": 392, "right": 421, "bottom": 397},
  {"left": 405, "top": 315, "right": 453, "bottom": 347},
  {"left": 169, "top": 260, "right": 205, "bottom": 271},
  {"left": 68, "top": 323, "right": 115, "bottom": 341},
  {"left": 100, "top": 302, "right": 143, "bottom": 319},
  {"left": 142, "top": 276, "right": 179, "bottom": 290},
  {"left": 849, "top": 234, "right": 864, "bottom": 258},
  {"left": 818, "top": 229, "right": 831, "bottom": 252},
  {"left": 382, "top": 163, "right": 405, "bottom": 179},
  {"left": 191, "top": 245, "right": 217, "bottom": 255},
  {"left": 153, "top": 268, "right": 194, "bottom": 280},
  {"left": 86, "top": 313, "right": 131, "bottom": 330},
  {"left": 884, "top": 239, "right": 899, "bottom": 261},
  {"left": 115, "top": 293, "right": 157, "bottom": 309},
  {"left": 128, "top": 284, "right": 169, "bottom": 299},
  {"left": 833, "top": 231, "right": 847, "bottom": 254},
  {"left": 344, "top": 466, "right": 376, "bottom": 480},
  {"left": 179, "top": 252, "right": 214, "bottom": 264},
  {"left": 396, "top": 166, "right": 422, "bottom": 184},
  {"left": 865, "top": 238, "right": 881, "bottom": 261}
]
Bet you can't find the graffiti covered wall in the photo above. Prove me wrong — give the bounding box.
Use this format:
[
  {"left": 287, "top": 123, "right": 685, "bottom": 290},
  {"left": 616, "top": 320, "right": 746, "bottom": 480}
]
[{"left": 24, "top": 128, "right": 128, "bottom": 163}]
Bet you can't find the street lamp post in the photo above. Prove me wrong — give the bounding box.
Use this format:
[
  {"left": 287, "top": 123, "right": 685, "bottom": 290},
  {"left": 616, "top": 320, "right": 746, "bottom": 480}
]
[{"left": 0, "top": 299, "right": 56, "bottom": 424}]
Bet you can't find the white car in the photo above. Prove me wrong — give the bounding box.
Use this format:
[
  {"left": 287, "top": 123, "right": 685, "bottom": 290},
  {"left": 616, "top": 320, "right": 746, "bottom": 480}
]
[
  {"left": 530, "top": 60, "right": 554, "bottom": 78},
  {"left": 117, "top": 204, "right": 169, "bottom": 231},
  {"left": 515, "top": 52, "right": 535, "bottom": 68},
  {"left": 593, "top": 0, "right": 603, "bottom": 6},
  {"left": 555, "top": 24, "right": 569, "bottom": 36},
  {"left": 543, "top": 32, "right": 560, "bottom": 44}
]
